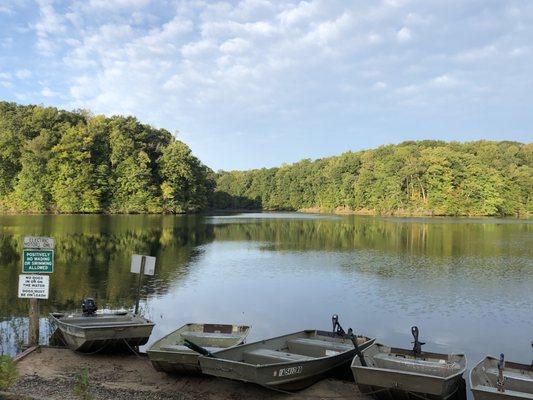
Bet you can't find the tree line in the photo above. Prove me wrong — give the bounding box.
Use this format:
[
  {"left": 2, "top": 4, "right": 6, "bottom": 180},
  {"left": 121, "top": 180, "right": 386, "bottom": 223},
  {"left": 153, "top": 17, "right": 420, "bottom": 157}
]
[
  {"left": 213, "top": 140, "right": 532, "bottom": 217},
  {"left": 0, "top": 102, "right": 213, "bottom": 213},
  {"left": 1, "top": 102, "right": 531, "bottom": 216}
]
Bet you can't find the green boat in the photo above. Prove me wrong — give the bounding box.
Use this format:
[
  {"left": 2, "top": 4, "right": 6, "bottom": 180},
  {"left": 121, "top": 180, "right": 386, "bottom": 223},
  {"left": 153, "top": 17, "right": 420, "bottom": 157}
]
[
  {"left": 50, "top": 298, "right": 154, "bottom": 353},
  {"left": 196, "top": 323, "right": 375, "bottom": 392},
  {"left": 351, "top": 327, "right": 466, "bottom": 400},
  {"left": 147, "top": 323, "right": 251, "bottom": 373},
  {"left": 470, "top": 355, "right": 533, "bottom": 400}
]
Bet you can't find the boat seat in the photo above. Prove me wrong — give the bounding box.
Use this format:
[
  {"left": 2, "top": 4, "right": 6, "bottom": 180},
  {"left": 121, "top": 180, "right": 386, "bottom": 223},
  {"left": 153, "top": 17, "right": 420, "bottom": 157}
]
[
  {"left": 159, "top": 344, "right": 222, "bottom": 353},
  {"left": 373, "top": 353, "right": 462, "bottom": 378},
  {"left": 243, "top": 349, "right": 315, "bottom": 365},
  {"left": 485, "top": 368, "right": 533, "bottom": 393},
  {"left": 181, "top": 331, "right": 243, "bottom": 341},
  {"left": 287, "top": 338, "right": 354, "bottom": 358}
]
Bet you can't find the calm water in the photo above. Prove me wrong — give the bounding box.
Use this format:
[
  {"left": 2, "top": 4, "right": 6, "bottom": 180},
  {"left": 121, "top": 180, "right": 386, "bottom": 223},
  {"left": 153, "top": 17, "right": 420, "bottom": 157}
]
[{"left": 0, "top": 213, "right": 532, "bottom": 370}]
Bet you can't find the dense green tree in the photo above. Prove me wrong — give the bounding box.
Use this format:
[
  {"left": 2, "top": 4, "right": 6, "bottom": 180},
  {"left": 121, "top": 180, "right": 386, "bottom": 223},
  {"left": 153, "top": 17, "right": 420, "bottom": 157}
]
[
  {"left": 48, "top": 125, "right": 101, "bottom": 213},
  {"left": 159, "top": 141, "right": 212, "bottom": 212},
  {"left": 214, "top": 140, "right": 532, "bottom": 217},
  {"left": 9, "top": 132, "right": 54, "bottom": 212},
  {"left": 0, "top": 101, "right": 212, "bottom": 214}
]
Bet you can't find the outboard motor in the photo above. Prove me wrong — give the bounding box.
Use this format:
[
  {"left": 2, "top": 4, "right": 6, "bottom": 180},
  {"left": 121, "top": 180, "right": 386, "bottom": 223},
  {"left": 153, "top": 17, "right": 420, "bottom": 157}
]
[
  {"left": 411, "top": 326, "right": 425, "bottom": 356},
  {"left": 332, "top": 314, "right": 345, "bottom": 335},
  {"left": 82, "top": 298, "right": 97, "bottom": 316}
]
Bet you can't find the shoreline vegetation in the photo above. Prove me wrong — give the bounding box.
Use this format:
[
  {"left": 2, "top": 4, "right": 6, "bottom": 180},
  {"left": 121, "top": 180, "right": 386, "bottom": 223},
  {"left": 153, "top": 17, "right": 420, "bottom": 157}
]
[
  {"left": 215, "top": 141, "right": 532, "bottom": 218},
  {"left": 1, "top": 101, "right": 531, "bottom": 217}
]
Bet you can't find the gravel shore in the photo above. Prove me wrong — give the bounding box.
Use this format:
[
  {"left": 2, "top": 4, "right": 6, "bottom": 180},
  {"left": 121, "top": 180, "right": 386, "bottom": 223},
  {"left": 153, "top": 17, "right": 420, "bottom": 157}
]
[{"left": 7, "top": 347, "right": 367, "bottom": 400}]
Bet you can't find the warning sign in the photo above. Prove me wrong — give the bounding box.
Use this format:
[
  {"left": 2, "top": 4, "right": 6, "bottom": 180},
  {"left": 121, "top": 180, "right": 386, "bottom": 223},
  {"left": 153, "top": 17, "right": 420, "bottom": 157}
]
[
  {"left": 18, "top": 274, "right": 50, "bottom": 299},
  {"left": 22, "top": 249, "right": 54, "bottom": 273}
]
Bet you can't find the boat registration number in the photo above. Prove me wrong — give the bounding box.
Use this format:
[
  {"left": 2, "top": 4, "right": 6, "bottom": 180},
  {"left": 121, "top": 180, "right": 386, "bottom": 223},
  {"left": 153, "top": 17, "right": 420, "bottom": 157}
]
[{"left": 275, "top": 366, "right": 303, "bottom": 377}]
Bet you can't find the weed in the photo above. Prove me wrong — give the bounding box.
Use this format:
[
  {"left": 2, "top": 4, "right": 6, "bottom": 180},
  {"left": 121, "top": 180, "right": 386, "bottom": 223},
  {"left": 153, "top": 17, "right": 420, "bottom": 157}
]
[
  {"left": 73, "top": 368, "right": 93, "bottom": 400},
  {"left": 0, "top": 355, "right": 18, "bottom": 391}
]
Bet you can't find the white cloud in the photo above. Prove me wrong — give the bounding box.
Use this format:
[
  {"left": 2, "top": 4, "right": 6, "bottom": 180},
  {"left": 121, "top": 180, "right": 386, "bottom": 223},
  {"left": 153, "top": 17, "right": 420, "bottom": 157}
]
[
  {"left": 33, "top": 0, "right": 67, "bottom": 55},
  {"left": 405, "top": 12, "right": 432, "bottom": 25},
  {"left": 396, "top": 27, "right": 411, "bottom": 42},
  {"left": 0, "top": 0, "right": 527, "bottom": 170},
  {"left": 455, "top": 45, "right": 497, "bottom": 62},
  {"left": 41, "top": 87, "right": 58, "bottom": 97},
  {"left": 278, "top": 1, "right": 320, "bottom": 26},
  {"left": 0, "top": 5, "right": 13, "bottom": 14},
  {"left": 15, "top": 69, "right": 32, "bottom": 79},
  {"left": 303, "top": 12, "right": 354, "bottom": 46},
  {"left": 1, "top": 37, "right": 14, "bottom": 48},
  {"left": 181, "top": 40, "right": 217, "bottom": 58},
  {"left": 430, "top": 74, "right": 459, "bottom": 88},
  {"left": 220, "top": 37, "right": 251, "bottom": 54},
  {"left": 509, "top": 47, "right": 528, "bottom": 57}
]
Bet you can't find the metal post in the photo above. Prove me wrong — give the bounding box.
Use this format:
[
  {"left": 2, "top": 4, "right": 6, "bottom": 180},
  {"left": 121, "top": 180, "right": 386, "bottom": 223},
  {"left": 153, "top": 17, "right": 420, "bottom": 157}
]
[
  {"left": 134, "top": 256, "right": 146, "bottom": 315},
  {"left": 28, "top": 298, "right": 39, "bottom": 346}
]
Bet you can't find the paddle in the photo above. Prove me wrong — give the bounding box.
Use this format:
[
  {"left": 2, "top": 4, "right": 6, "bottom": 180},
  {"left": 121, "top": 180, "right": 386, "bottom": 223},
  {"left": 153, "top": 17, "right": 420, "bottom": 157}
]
[
  {"left": 332, "top": 314, "right": 367, "bottom": 367},
  {"left": 183, "top": 338, "right": 215, "bottom": 358}
]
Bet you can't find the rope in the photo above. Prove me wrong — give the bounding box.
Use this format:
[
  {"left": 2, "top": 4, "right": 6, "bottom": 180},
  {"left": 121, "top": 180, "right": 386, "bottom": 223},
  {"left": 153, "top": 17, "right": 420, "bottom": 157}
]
[{"left": 121, "top": 338, "right": 147, "bottom": 361}]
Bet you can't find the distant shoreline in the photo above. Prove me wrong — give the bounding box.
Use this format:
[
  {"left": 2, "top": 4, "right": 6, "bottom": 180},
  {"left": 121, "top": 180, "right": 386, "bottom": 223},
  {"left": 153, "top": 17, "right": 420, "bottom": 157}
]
[{"left": 1, "top": 208, "right": 529, "bottom": 219}]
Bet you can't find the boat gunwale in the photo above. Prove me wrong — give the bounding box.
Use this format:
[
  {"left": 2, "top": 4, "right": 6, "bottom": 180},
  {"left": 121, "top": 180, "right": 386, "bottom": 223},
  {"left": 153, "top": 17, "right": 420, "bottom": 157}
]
[
  {"left": 50, "top": 313, "right": 155, "bottom": 331},
  {"left": 147, "top": 322, "right": 251, "bottom": 353},
  {"left": 352, "top": 343, "right": 467, "bottom": 381},
  {"left": 204, "top": 330, "right": 375, "bottom": 368}
]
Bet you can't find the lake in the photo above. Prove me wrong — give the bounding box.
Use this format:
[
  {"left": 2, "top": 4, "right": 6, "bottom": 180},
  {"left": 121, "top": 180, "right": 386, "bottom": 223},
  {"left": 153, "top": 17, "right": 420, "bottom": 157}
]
[{"left": 0, "top": 213, "right": 532, "bottom": 373}]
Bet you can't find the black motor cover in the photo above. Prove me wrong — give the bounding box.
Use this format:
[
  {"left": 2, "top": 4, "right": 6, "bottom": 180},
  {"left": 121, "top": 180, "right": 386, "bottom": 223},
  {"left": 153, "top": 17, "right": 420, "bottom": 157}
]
[{"left": 82, "top": 298, "right": 97, "bottom": 315}]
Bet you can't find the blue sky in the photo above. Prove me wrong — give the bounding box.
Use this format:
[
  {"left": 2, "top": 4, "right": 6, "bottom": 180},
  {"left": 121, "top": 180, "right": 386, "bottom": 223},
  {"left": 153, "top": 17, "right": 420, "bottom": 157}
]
[{"left": 0, "top": 0, "right": 532, "bottom": 170}]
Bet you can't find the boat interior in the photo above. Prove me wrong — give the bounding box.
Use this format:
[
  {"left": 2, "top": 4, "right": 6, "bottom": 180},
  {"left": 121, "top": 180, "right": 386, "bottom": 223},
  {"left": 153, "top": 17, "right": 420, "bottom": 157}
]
[
  {"left": 472, "top": 357, "right": 533, "bottom": 394},
  {"left": 52, "top": 312, "right": 151, "bottom": 327},
  {"left": 215, "top": 330, "right": 368, "bottom": 365},
  {"left": 154, "top": 323, "right": 250, "bottom": 353},
  {"left": 357, "top": 343, "right": 465, "bottom": 378}
]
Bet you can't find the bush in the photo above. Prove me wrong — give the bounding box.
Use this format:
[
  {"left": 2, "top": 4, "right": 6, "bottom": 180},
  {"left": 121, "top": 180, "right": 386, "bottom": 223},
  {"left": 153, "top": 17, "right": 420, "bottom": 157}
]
[{"left": 0, "top": 355, "right": 18, "bottom": 390}]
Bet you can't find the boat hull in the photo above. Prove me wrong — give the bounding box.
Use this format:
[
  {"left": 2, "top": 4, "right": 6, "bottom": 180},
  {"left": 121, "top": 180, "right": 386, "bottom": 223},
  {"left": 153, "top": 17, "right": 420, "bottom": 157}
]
[
  {"left": 352, "top": 343, "right": 466, "bottom": 400},
  {"left": 51, "top": 313, "right": 154, "bottom": 353},
  {"left": 353, "top": 368, "right": 465, "bottom": 400},
  {"left": 200, "top": 346, "right": 361, "bottom": 391},
  {"left": 470, "top": 356, "right": 533, "bottom": 400},
  {"left": 199, "top": 330, "right": 375, "bottom": 392},
  {"left": 147, "top": 323, "right": 251, "bottom": 374}
]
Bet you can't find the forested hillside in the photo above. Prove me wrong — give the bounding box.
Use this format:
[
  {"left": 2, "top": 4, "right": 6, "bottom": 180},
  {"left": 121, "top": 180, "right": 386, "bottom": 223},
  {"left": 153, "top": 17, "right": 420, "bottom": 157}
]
[
  {"left": 1, "top": 102, "right": 531, "bottom": 216},
  {"left": 214, "top": 141, "right": 532, "bottom": 217},
  {"left": 0, "top": 102, "right": 213, "bottom": 213}
]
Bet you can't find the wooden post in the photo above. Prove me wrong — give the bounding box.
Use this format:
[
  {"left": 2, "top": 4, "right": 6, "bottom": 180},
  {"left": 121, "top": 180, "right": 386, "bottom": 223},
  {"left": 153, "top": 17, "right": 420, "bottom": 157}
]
[
  {"left": 134, "top": 256, "right": 146, "bottom": 315},
  {"left": 28, "top": 298, "right": 39, "bottom": 346}
]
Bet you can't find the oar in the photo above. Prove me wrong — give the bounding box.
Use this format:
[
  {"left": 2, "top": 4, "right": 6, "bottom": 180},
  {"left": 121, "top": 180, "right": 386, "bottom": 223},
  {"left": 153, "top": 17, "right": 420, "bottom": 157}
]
[
  {"left": 332, "top": 315, "right": 368, "bottom": 367},
  {"left": 347, "top": 328, "right": 367, "bottom": 367},
  {"left": 183, "top": 338, "right": 215, "bottom": 358}
]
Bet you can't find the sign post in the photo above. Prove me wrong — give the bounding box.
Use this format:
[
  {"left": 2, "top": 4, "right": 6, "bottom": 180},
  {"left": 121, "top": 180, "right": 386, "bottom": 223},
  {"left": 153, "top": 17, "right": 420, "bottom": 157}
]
[
  {"left": 20, "top": 236, "right": 54, "bottom": 347},
  {"left": 131, "top": 254, "right": 156, "bottom": 315}
]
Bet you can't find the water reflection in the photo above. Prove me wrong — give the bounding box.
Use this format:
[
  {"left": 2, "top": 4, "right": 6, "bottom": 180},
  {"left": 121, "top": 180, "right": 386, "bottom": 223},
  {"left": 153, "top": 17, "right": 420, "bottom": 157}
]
[
  {"left": 0, "top": 215, "right": 215, "bottom": 316},
  {"left": 0, "top": 213, "right": 531, "bottom": 381}
]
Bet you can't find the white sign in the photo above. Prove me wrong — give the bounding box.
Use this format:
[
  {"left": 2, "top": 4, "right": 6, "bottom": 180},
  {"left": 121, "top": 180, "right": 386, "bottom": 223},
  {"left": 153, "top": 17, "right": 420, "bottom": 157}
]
[
  {"left": 130, "top": 254, "right": 156, "bottom": 276},
  {"left": 18, "top": 274, "right": 50, "bottom": 299},
  {"left": 23, "top": 236, "right": 55, "bottom": 249}
]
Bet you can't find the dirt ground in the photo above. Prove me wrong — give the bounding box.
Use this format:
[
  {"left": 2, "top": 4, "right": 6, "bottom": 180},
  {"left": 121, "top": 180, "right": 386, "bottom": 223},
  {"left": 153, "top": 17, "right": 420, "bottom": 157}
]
[{"left": 7, "top": 347, "right": 369, "bottom": 400}]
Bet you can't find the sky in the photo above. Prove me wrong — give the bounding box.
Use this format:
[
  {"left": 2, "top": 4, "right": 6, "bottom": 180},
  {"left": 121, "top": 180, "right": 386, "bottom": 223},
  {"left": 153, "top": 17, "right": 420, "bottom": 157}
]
[{"left": 0, "top": 0, "right": 532, "bottom": 171}]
